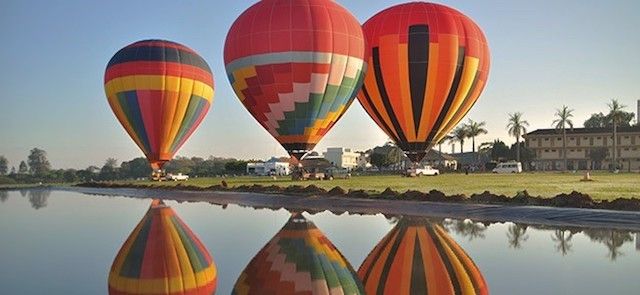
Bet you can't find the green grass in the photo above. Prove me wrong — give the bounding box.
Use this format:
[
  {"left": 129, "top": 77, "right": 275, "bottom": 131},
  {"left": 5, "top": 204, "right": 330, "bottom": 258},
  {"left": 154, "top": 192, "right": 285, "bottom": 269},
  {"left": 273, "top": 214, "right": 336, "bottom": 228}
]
[{"left": 116, "top": 172, "right": 640, "bottom": 201}]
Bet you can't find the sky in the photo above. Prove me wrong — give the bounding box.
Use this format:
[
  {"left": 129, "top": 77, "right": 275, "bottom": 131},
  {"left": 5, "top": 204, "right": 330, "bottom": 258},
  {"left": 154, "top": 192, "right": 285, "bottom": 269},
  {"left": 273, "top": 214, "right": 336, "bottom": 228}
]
[{"left": 1, "top": 0, "right": 639, "bottom": 169}]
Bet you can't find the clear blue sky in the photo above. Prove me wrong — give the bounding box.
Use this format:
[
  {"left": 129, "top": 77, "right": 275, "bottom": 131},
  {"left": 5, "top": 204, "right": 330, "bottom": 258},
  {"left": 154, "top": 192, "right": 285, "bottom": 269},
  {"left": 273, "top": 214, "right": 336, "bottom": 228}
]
[{"left": 1, "top": 0, "right": 639, "bottom": 169}]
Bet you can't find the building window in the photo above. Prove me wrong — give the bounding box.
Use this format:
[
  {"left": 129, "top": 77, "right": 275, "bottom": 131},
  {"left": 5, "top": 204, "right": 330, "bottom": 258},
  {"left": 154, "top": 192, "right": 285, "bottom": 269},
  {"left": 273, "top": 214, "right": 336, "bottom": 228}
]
[
  {"left": 557, "top": 137, "right": 562, "bottom": 141},
  {"left": 570, "top": 149, "right": 575, "bottom": 152},
  {"left": 583, "top": 137, "right": 588, "bottom": 140},
  {"left": 544, "top": 138, "right": 549, "bottom": 141},
  {"left": 544, "top": 149, "right": 549, "bottom": 152},
  {"left": 597, "top": 137, "right": 601, "bottom": 139},
  {"left": 551, "top": 149, "right": 556, "bottom": 152},
  {"left": 569, "top": 137, "right": 575, "bottom": 140},
  {"left": 577, "top": 149, "right": 582, "bottom": 152},
  {"left": 624, "top": 148, "right": 629, "bottom": 151}
]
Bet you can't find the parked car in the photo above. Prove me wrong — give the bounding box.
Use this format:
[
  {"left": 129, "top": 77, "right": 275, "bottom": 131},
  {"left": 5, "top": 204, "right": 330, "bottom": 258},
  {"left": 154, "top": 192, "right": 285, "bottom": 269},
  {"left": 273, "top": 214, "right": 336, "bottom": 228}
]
[
  {"left": 406, "top": 165, "right": 440, "bottom": 176},
  {"left": 166, "top": 173, "right": 189, "bottom": 181},
  {"left": 492, "top": 162, "right": 522, "bottom": 174}
]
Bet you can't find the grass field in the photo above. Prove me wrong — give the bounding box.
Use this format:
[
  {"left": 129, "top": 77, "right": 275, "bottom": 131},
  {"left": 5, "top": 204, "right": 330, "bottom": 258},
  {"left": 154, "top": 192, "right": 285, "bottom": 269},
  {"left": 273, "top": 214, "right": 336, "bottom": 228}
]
[{"left": 123, "top": 172, "right": 639, "bottom": 201}]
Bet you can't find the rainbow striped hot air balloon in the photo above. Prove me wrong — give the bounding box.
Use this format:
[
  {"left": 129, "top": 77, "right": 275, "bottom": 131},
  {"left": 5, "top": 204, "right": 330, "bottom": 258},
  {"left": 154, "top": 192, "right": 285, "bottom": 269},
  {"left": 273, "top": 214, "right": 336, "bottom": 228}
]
[
  {"left": 224, "top": 0, "right": 367, "bottom": 160},
  {"left": 358, "top": 218, "right": 488, "bottom": 295},
  {"left": 108, "top": 200, "right": 217, "bottom": 295},
  {"left": 104, "top": 40, "right": 214, "bottom": 170},
  {"left": 233, "top": 213, "right": 365, "bottom": 295}
]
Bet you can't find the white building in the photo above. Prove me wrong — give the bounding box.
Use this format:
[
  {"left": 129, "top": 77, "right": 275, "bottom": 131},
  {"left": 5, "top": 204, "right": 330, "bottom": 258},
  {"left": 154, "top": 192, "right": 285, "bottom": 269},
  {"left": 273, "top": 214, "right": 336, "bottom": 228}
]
[
  {"left": 246, "top": 157, "right": 290, "bottom": 176},
  {"left": 323, "top": 147, "right": 360, "bottom": 170}
]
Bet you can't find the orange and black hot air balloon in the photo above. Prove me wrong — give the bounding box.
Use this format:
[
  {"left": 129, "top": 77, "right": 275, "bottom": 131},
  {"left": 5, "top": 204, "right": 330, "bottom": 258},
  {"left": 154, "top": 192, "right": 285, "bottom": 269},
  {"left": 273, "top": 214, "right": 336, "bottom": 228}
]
[
  {"left": 108, "top": 200, "right": 218, "bottom": 295},
  {"left": 358, "top": 2, "right": 490, "bottom": 162},
  {"left": 358, "top": 217, "right": 488, "bottom": 295},
  {"left": 104, "top": 40, "right": 214, "bottom": 170}
]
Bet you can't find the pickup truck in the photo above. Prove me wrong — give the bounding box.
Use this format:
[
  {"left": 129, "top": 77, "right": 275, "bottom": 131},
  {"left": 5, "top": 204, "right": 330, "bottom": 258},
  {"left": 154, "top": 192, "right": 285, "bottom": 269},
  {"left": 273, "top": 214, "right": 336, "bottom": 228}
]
[
  {"left": 406, "top": 165, "right": 440, "bottom": 176},
  {"left": 166, "top": 173, "right": 189, "bottom": 181}
]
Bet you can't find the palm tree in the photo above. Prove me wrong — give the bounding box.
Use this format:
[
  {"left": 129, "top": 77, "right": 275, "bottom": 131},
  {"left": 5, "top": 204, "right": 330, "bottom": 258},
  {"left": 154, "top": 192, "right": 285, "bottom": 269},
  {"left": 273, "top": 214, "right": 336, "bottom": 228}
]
[
  {"left": 437, "top": 135, "right": 453, "bottom": 155},
  {"left": 608, "top": 99, "right": 627, "bottom": 170},
  {"left": 551, "top": 230, "right": 574, "bottom": 256},
  {"left": 466, "top": 119, "right": 488, "bottom": 153},
  {"left": 507, "top": 224, "right": 529, "bottom": 249},
  {"left": 552, "top": 106, "right": 574, "bottom": 171},
  {"left": 506, "top": 112, "right": 530, "bottom": 162},
  {"left": 452, "top": 126, "right": 468, "bottom": 153}
]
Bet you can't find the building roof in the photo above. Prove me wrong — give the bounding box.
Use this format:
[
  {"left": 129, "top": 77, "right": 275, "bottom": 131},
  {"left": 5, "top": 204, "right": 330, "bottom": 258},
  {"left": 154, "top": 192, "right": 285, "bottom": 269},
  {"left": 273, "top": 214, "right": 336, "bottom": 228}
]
[
  {"left": 525, "top": 126, "right": 640, "bottom": 136},
  {"left": 422, "top": 149, "right": 456, "bottom": 161}
]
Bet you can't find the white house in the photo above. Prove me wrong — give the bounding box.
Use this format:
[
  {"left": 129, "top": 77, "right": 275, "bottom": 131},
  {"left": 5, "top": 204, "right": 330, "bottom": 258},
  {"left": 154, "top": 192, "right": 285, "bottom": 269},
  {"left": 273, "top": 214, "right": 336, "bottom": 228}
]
[
  {"left": 323, "top": 147, "right": 360, "bottom": 170},
  {"left": 246, "top": 157, "right": 290, "bottom": 176}
]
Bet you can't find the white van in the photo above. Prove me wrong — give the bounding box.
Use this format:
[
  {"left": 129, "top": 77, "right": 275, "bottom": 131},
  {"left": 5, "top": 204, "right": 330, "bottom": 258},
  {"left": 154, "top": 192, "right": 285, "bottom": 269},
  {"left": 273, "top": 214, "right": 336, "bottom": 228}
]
[{"left": 492, "top": 162, "right": 522, "bottom": 174}]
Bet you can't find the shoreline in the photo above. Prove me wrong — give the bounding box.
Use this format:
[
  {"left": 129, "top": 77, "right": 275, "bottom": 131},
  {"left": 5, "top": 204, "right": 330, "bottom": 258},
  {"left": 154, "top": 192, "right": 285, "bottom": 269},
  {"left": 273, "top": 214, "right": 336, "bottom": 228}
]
[{"left": 59, "top": 185, "right": 640, "bottom": 231}]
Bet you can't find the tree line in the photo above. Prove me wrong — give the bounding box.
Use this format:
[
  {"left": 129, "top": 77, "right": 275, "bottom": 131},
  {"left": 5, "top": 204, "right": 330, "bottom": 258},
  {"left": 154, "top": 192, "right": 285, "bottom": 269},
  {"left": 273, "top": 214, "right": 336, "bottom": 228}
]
[{"left": 0, "top": 149, "right": 251, "bottom": 184}]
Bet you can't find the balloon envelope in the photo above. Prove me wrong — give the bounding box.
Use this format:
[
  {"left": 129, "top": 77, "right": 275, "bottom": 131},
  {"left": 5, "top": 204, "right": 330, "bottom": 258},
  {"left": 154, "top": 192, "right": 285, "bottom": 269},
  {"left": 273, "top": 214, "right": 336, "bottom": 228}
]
[
  {"left": 224, "top": 0, "right": 366, "bottom": 160},
  {"left": 358, "top": 218, "right": 488, "bottom": 295},
  {"left": 358, "top": 3, "right": 490, "bottom": 162},
  {"left": 105, "top": 40, "right": 214, "bottom": 170},
  {"left": 108, "top": 200, "right": 218, "bottom": 295},
  {"left": 232, "top": 213, "right": 365, "bottom": 295}
]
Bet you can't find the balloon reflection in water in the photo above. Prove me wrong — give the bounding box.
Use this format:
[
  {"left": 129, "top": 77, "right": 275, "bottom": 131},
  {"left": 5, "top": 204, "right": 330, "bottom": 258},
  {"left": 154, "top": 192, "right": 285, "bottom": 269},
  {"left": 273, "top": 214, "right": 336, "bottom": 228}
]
[
  {"left": 233, "top": 213, "right": 364, "bottom": 295},
  {"left": 108, "top": 200, "right": 217, "bottom": 295},
  {"left": 358, "top": 217, "right": 488, "bottom": 295}
]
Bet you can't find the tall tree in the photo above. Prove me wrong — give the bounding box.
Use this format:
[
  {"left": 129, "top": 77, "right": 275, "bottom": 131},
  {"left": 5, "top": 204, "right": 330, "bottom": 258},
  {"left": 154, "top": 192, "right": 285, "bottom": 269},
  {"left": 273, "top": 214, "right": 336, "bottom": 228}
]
[
  {"left": 27, "top": 148, "right": 51, "bottom": 176},
  {"left": 0, "top": 156, "right": 8, "bottom": 175},
  {"left": 451, "top": 126, "right": 468, "bottom": 153},
  {"left": 506, "top": 112, "right": 529, "bottom": 162},
  {"left": 437, "top": 135, "right": 453, "bottom": 155},
  {"left": 507, "top": 224, "right": 529, "bottom": 249},
  {"left": 608, "top": 99, "right": 626, "bottom": 169},
  {"left": 551, "top": 230, "right": 574, "bottom": 256},
  {"left": 584, "top": 111, "right": 635, "bottom": 128},
  {"left": 18, "top": 161, "right": 28, "bottom": 174},
  {"left": 552, "top": 105, "right": 574, "bottom": 171},
  {"left": 465, "top": 119, "right": 488, "bottom": 153},
  {"left": 100, "top": 158, "right": 119, "bottom": 180}
]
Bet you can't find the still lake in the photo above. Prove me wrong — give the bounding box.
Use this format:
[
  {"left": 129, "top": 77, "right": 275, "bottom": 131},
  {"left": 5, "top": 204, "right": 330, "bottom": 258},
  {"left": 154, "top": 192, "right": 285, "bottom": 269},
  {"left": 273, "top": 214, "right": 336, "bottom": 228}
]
[{"left": 0, "top": 189, "right": 638, "bottom": 294}]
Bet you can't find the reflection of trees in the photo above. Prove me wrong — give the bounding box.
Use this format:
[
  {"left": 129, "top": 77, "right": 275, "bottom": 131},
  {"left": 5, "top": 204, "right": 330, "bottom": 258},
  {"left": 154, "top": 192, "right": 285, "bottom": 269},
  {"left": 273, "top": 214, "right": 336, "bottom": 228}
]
[
  {"left": 443, "top": 219, "right": 487, "bottom": 241},
  {"left": 507, "top": 224, "right": 529, "bottom": 249},
  {"left": 551, "top": 230, "right": 574, "bottom": 256},
  {"left": 0, "top": 191, "right": 7, "bottom": 202},
  {"left": 584, "top": 229, "right": 634, "bottom": 261},
  {"left": 19, "top": 189, "right": 28, "bottom": 197},
  {"left": 28, "top": 190, "right": 50, "bottom": 210}
]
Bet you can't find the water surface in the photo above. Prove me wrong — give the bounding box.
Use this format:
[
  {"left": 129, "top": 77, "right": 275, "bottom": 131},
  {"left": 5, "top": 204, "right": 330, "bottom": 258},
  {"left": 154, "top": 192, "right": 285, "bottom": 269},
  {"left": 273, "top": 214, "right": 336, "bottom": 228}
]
[{"left": 0, "top": 189, "right": 638, "bottom": 294}]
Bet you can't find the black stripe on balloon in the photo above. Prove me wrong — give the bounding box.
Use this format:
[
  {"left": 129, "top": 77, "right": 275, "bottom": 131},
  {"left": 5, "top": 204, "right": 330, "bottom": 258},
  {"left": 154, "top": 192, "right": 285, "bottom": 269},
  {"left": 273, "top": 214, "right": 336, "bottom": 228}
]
[
  {"left": 372, "top": 47, "right": 408, "bottom": 144},
  {"left": 427, "top": 226, "right": 462, "bottom": 295},
  {"left": 107, "top": 45, "right": 211, "bottom": 73},
  {"left": 361, "top": 226, "right": 397, "bottom": 285},
  {"left": 408, "top": 25, "right": 429, "bottom": 134},
  {"left": 426, "top": 48, "right": 466, "bottom": 144},
  {"left": 361, "top": 86, "right": 399, "bottom": 143},
  {"left": 376, "top": 224, "right": 409, "bottom": 295},
  {"left": 410, "top": 233, "right": 428, "bottom": 294}
]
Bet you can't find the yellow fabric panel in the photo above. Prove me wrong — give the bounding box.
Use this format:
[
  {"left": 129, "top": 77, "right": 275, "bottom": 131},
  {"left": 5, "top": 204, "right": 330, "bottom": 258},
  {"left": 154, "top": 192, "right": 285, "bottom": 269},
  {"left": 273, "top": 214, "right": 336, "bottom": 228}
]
[
  {"left": 231, "top": 66, "right": 258, "bottom": 102},
  {"left": 105, "top": 75, "right": 213, "bottom": 102},
  {"left": 425, "top": 35, "right": 458, "bottom": 140},
  {"left": 397, "top": 43, "right": 417, "bottom": 142},
  {"left": 436, "top": 57, "right": 480, "bottom": 134},
  {"left": 417, "top": 43, "right": 440, "bottom": 141},
  {"left": 109, "top": 266, "right": 217, "bottom": 294}
]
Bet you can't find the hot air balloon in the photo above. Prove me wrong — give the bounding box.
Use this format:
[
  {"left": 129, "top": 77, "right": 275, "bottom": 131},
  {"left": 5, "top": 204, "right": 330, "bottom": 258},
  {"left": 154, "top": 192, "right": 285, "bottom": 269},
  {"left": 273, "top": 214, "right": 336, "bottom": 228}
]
[
  {"left": 108, "top": 200, "right": 217, "bottom": 295},
  {"left": 232, "top": 213, "right": 365, "bottom": 295},
  {"left": 358, "top": 3, "right": 490, "bottom": 162},
  {"left": 224, "top": 0, "right": 367, "bottom": 160},
  {"left": 104, "top": 40, "right": 214, "bottom": 171},
  {"left": 358, "top": 217, "right": 488, "bottom": 295}
]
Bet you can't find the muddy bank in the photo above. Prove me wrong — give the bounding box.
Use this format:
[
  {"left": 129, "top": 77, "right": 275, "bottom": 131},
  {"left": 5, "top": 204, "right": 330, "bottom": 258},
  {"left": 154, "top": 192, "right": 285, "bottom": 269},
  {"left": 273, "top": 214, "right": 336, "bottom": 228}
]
[{"left": 75, "top": 182, "right": 640, "bottom": 212}]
